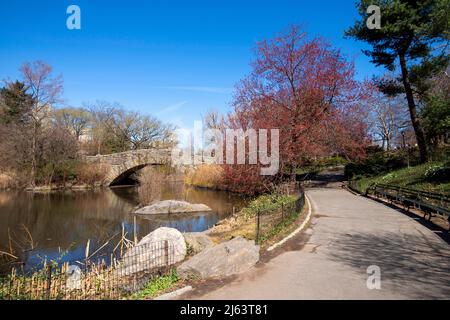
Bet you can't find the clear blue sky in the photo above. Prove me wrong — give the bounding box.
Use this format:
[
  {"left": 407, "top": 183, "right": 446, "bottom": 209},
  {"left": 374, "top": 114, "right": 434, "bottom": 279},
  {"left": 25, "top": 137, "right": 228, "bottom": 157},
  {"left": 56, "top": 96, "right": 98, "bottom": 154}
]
[{"left": 0, "top": 0, "right": 382, "bottom": 130}]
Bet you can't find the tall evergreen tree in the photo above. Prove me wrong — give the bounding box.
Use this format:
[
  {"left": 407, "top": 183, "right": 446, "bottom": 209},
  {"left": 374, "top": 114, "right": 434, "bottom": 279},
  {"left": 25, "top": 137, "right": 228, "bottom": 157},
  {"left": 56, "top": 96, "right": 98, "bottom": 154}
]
[
  {"left": 346, "top": 0, "right": 450, "bottom": 162},
  {"left": 0, "top": 81, "right": 33, "bottom": 124}
]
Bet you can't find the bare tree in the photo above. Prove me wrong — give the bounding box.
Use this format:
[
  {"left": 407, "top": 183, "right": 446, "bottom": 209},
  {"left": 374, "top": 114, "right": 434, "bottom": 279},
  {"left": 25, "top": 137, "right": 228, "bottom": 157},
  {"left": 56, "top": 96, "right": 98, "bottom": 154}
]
[
  {"left": 84, "top": 101, "right": 117, "bottom": 155},
  {"left": 372, "top": 99, "right": 408, "bottom": 150},
  {"left": 203, "top": 109, "right": 223, "bottom": 130},
  {"left": 40, "top": 124, "right": 78, "bottom": 185},
  {"left": 84, "top": 101, "right": 175, "bottom": 153},
  {"left": 21, "top": 61, "right": 63, "bottom": 186},
  {"left": 367, "top": 86, "right": 410, "bottom": 151},
  {"left": 53, "top": 107, "right": 91, "bottom": 141}
]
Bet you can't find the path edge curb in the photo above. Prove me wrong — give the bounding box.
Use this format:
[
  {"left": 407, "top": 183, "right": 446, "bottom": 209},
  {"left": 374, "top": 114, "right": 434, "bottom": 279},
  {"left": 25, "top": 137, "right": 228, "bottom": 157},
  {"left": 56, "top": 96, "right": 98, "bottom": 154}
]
[{"left": 153, "top": 285, "right": 193, "bottom": 300}]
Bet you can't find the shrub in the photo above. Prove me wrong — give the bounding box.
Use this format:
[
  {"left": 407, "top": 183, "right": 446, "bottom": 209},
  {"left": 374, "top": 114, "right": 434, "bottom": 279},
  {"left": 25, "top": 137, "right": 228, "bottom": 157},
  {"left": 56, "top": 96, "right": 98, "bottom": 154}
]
[
  {"left": 344, "top": 149, "right": 417, "bottom": 179},
  {"left": 76, "top": 163, "right": 109, "bottom": 186},
  {"left": 425, "top": 165, "right": 450, "bottom": 183},
  {"left": 0, "top": 170, "right": 16, "bottom": 189}
]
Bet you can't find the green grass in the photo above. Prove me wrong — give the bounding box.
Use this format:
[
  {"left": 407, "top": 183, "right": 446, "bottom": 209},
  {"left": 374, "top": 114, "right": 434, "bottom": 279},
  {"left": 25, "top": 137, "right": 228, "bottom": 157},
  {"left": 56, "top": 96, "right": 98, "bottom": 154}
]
[
  {"left": 131, "top": 269, "right": 180, "bottom": 300},
  {"left": 258, "top": 209, "right": 300, "bottom": 244},
  {"left": 350, "top": 161, "right": 450, "bottom": 195},
  {"left": 241, "top": 194, "right": 297, "bottom": 218}
]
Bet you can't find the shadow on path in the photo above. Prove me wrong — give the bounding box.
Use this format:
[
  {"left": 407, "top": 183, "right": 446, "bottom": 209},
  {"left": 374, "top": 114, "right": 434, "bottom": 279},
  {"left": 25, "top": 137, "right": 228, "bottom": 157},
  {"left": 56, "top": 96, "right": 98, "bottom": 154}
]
[
  {"left": 365, "top": 196, "right": 450, "bottom": 245},
  {"left": 303, "top": 167, "right": 345, "bottom": 189},
  {"left": 326, "top": 231, "right": 450, "bottom": 299}
]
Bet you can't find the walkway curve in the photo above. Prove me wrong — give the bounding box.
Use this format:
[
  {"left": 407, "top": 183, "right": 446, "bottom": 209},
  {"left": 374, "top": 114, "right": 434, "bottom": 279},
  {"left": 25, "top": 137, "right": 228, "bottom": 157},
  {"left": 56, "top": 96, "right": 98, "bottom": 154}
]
[{"left": 183, "top": 188, "right": 450, "bottom": 300}]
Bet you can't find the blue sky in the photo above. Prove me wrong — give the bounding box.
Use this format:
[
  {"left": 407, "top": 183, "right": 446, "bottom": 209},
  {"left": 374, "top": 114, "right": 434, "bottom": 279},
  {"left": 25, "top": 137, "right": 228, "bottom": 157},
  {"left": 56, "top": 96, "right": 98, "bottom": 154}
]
[{"left": 0, "top": 0, "right": 382, "bottom": 130}]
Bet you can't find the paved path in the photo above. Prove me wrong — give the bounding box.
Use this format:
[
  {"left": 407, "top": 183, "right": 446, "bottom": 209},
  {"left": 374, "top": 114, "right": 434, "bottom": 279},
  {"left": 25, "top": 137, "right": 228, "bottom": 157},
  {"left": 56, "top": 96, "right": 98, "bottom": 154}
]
[{"left": 184, "top": 188, "right": 450, "bottom": 299}]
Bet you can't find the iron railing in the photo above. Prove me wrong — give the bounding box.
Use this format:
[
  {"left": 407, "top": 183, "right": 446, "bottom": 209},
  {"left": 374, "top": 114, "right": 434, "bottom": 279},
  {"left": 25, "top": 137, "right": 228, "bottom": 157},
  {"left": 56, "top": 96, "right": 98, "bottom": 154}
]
[
  {"left": 348, "top": 181, "right": 450, "bottom": 231},
  {"left": 0, "top": 240, "right": 181, "bottom": 300},
  {"left": 255, "top": 187, "right": 306, "bottom": 244}
]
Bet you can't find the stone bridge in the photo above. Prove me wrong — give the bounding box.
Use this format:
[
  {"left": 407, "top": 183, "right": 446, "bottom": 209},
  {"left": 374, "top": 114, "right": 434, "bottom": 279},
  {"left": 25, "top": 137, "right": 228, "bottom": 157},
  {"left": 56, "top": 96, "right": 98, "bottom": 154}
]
[{"left": 83, "top": 148, "right": 173, "bottom": 186}]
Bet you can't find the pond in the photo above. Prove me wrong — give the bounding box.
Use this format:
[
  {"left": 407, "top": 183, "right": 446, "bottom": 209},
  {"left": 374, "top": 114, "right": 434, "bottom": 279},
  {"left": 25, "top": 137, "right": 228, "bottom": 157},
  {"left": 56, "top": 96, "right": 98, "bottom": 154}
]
[{"left": 0, "top": 183, "right": 248, "bottom": 273}]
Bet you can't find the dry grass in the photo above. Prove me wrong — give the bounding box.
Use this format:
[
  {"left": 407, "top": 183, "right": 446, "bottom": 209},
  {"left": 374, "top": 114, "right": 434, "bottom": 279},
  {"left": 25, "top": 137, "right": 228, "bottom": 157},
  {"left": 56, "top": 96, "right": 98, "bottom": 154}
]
[
  {"left": 138, "top": 167, "right": 165, "bottom": 205},
  {"left": 184, "top": 164, "right": 224, "bottom": 189},
  {"left": 137, "top": 166, "right": 184, "bottom": 205},
  {"left": 0, "top": 170, "right": 17, "bottom": 189},
  {"left": 76, "top": 163, "right": 110, "bottom": 187},
  {"left": 207, "top": 214, "right": 256, "bottom": 244}
]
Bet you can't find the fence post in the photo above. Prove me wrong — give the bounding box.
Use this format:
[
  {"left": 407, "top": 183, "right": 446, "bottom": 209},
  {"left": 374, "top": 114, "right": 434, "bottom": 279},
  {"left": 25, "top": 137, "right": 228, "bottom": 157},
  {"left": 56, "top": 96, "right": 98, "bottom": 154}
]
[
  {"left": 46, "top": 265, "right": 52, "bottom": 300},
  {"left": 255, "top": 210, "right": 261, "bottom": 244},
  {"left": 8, "top": 272, "right": 13, "bottom": 300},
  {"left": 164, "top": 240, "right": 169, "bottom": 267}
]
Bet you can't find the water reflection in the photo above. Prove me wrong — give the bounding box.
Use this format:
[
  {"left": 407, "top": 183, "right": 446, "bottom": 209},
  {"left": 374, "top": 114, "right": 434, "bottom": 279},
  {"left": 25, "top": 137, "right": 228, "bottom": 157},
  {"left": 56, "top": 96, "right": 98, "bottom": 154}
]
[{"left": 0, "top": 183, "right": 247, "bottom": 271}]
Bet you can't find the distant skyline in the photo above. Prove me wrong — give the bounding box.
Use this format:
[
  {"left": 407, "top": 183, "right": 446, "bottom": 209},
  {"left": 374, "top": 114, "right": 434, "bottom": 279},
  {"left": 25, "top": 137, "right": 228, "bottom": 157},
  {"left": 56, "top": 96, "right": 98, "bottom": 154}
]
[{"left": 0, "top": 0, "right": 383, "bottom": 131}]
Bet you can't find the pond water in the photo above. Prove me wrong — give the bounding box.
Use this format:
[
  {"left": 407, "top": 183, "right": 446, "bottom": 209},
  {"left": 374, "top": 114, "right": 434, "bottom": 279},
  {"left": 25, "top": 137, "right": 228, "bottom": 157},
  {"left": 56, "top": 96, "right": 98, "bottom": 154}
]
[{"left": 0, "top": 183, "right": 247, "bottom": 273}]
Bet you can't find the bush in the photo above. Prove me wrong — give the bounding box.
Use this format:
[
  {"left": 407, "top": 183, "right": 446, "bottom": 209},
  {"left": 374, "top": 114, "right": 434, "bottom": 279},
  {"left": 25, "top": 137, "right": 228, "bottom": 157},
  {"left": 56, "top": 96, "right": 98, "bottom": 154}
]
[
  {"left": 425, "top": 165, "right": 450, "bottom": 183},
  {"left": 0, "top": 170, "right": 17, "bottom": 189},
  {"left": 345, "top": 149, "right": 418, "bottom": 179},
  {"left": 76, "top": 163, "right": 109, "bottom": 186},
  {"left": 35, "top": 160, "right": 79, "bottom": 186}
]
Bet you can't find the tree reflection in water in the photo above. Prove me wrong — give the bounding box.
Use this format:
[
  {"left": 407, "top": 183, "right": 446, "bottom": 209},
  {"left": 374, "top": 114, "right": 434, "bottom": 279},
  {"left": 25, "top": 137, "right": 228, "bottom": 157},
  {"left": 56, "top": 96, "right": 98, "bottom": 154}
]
[{"left": 0, "top": 182, "right": 247, "bottom": 272}]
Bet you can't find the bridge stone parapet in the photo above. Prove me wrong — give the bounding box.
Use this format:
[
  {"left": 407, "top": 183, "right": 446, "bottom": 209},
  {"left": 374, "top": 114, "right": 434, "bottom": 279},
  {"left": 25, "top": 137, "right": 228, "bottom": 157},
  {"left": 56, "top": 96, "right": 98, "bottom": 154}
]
[{"left": 82, "top": 148, "right": 217, "bottom": 186}]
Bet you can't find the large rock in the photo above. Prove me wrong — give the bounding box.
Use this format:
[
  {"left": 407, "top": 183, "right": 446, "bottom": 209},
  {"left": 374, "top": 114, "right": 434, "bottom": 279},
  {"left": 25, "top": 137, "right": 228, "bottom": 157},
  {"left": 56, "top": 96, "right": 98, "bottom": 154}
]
[
  {"left": 177, "top": 237, "right": 260, "bottom": 279},
  {"left": 135, "top": 200, "right": 212, "bottom": 215},
  {"left": 117, "top": 227, "right": 187, "bottom": 276},
  {"left": 183, "top": 232, "right": 214, "bottom": 254}
]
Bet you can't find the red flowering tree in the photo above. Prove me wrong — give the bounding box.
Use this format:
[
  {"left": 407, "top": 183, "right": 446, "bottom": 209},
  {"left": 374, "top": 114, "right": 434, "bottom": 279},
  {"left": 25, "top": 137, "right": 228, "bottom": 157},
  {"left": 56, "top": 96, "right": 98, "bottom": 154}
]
[{"left": 222, "top": 26, "right": 371, "bottom": 194}]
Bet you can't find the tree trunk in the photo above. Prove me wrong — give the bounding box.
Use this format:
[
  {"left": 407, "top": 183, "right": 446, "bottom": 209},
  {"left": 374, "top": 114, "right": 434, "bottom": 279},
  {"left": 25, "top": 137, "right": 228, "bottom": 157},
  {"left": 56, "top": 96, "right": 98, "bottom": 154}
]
[
  {"left": 29, "top": 121, "right": 37, "bottom": 187},
  {"left": 398, "top": 53, "right": 429, "bottom": 163}
]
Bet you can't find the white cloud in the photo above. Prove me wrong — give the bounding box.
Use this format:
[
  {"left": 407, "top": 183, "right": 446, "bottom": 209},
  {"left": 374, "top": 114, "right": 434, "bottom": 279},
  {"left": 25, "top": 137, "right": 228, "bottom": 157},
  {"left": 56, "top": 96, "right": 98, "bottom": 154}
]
[
  {"left": 154, "top": 86, "right": 232, "bottom": 94},
  {"left": 156, "top": 100, "right": 188, "bottom": 115}
]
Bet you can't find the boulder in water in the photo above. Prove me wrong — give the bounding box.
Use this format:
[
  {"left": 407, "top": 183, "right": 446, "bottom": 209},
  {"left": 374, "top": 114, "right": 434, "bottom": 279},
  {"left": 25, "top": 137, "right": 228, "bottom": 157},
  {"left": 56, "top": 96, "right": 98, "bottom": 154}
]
[{"left": 135, "top": 200, "right": 212, "bottom": 215}]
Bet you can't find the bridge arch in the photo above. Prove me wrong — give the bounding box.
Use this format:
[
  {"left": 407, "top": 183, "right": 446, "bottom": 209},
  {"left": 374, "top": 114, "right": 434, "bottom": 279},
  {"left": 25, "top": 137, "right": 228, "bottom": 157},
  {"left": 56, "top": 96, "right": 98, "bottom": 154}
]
[
  {"left": 83, "top": 148, "right": 173, "bottom": 186},
  {"left": 109, "top": 164, "right": 148, "bottom": 186}
]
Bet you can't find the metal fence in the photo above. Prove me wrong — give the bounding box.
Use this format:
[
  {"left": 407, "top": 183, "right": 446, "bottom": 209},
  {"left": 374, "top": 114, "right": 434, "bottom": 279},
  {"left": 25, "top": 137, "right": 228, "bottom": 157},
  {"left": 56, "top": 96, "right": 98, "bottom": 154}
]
[
  {"left": 348, "top": 180, "right": 450, "bottom": 231},
  {"left": 255, "top": 187, "right": 306, "bottom": 244},
  {"left": 0, "top": 240, "right": 181, "bottom": 300},
  {"left": 367, "top": 183, "right": 450, "bottom": 230}
]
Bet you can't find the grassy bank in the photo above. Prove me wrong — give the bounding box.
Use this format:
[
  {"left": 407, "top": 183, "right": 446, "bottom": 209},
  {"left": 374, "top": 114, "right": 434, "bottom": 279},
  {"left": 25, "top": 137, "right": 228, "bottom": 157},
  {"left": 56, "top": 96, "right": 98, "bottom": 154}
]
[
  {"left": 131, "top": 268, "right": 181, "bottom": 300},
  {"left": 0, "top": 162, "right": 110, "bottom": 191},
  {"left": 207, "top": 193, "right": 306, "bottom": 246},
  {"left": 349, "top": 161, "right": 450, "bottom": 194}
]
